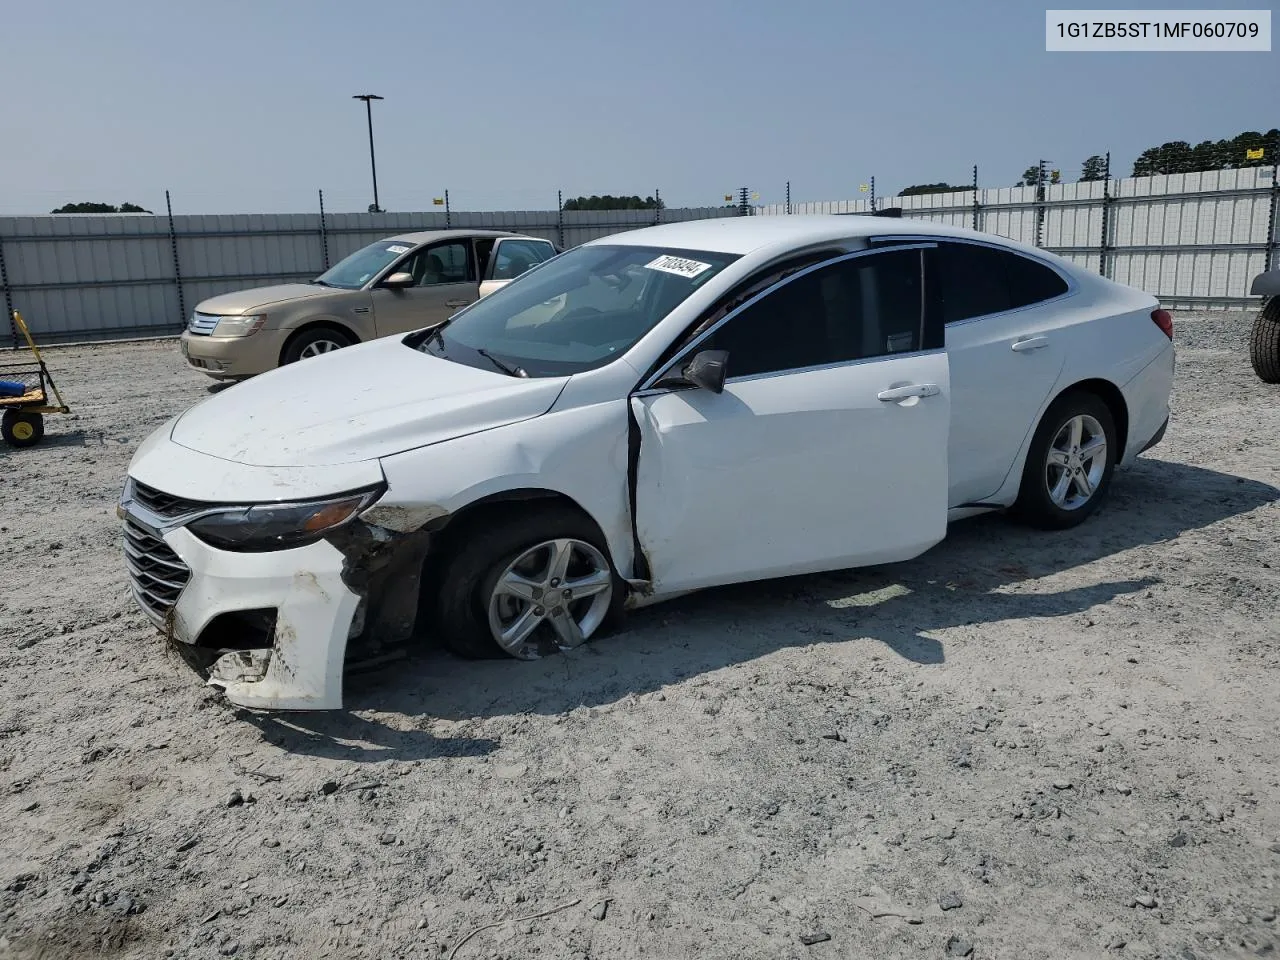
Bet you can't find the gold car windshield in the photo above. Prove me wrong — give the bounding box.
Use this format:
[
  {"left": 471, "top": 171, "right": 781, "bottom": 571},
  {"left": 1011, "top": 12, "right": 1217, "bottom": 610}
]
[
  {"left": 315, "top": 240, "right": 415, "bottom": 290},
  {"left": 417, "top": 244, "right": 739, "bottom": 378}
]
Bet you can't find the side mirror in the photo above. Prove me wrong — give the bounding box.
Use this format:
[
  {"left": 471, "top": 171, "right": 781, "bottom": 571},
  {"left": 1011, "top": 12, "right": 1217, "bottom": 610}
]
[
  {"left": 682, "top": 349, "right": 729, "bottom": 394},
  {"left": 383, "top": 272, "right": 415, "bottom": 289}
]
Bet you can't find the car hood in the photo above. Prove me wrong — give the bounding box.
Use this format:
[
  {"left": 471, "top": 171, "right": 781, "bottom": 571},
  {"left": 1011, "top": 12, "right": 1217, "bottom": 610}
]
[
  {"left": 196, "top": 283, "right": 336, "bottom": 315},
  {"left": 170, "top": 337, "right": 569, "bottom": 467}
]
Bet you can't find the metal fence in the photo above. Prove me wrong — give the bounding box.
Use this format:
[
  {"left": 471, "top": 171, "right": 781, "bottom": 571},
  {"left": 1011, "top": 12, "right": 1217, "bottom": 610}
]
[
  {"left": 0, "top": 202, "right": 739, "bottom": 347},
  {"left": 764, "top": 164, "right": 1280, "bottom": 311},
  {"left": 2, "top": 164, "right": 1278, "bottom": 348}
]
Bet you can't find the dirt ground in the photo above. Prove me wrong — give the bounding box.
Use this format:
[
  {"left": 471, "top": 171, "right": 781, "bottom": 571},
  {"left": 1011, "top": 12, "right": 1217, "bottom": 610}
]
[{"left": 1, "top": 312, "right": 1278, "bottom": 960}]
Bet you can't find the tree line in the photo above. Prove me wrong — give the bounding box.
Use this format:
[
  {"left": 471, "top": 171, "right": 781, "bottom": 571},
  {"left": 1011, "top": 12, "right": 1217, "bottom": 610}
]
[
  {"left": 898, "top": 129, "right": 1275, "bottom": 196},
  {"left": 51, "top": 202, "right": 151, "bottom": 214},
  {"left": 561, "top": 195, "right": 664, "bottom": 211}
]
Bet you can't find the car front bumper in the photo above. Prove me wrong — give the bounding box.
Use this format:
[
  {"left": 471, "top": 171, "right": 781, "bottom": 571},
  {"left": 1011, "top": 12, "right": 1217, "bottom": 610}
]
[
  {"left": 180, "top": 329, "right": 287, "bottom": 379},
  {"left": 120, "top": 504, "right": 361, "bottom": 711}
]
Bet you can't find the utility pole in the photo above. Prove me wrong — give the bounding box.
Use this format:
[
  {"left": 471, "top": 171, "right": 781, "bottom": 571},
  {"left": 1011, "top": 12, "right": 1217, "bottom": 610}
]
[{"left": 352, "top": 94, "right": 384, "bottom": 213}]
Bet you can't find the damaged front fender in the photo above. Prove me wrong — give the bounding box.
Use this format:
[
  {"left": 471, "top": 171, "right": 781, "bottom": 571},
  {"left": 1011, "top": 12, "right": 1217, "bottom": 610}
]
[{"left": 326, "top": 518, "right": 436, "bottom": 670}]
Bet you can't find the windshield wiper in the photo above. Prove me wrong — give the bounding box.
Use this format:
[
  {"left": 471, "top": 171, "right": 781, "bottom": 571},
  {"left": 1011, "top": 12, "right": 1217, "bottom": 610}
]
[
  {"left": 312, "top": 278, "right": 332, "bottom": 287},
  {"left": 476, "top": 348, "right": 528, "bottom": 378}
]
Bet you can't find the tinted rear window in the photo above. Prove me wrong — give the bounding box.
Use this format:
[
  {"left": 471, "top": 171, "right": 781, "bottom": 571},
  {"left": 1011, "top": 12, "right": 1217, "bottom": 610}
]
[{"left": 931, "top": 242, "right": 1069, "bottom": 324}]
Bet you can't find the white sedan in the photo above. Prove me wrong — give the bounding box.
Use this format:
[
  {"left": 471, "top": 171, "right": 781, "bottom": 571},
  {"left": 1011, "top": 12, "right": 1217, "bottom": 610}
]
[{"left": 119, "top": 216, "right": 1175, "bottom": 710}]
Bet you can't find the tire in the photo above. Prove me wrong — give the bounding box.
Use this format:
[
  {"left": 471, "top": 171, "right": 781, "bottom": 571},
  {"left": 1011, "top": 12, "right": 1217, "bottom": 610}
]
[
  {"left": 432, "top": 505, "right": 626, "bottom": 660},
  {"left": 1249, "top": 297, "right": 1280, "bottom": 384},
  {"left": 1012, "top": 390, "right": 1118, "bottom": 530},
  {"left": 2, "top": 410, "right": 44, "bottom": 448},
  {"left": 280, "top": 325, "right": 356, "bottom": 366}
]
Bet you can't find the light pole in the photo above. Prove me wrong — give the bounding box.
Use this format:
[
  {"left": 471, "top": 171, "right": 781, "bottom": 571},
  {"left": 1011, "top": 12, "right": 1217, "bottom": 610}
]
[{"left": 352, "top": 94, "right": 384, "bottom": 213}]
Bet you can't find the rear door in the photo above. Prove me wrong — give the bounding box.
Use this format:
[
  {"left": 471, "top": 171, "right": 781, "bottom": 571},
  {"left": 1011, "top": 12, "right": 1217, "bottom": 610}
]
[
  {"left": 632, "top": 245, "right": 950, "bottom": 595},
  {"left": 478, "top": 238, "right": 558, "bottom": 298},
  {"left": 928, "top": 241, "right": 1071, "bottom": 506},
  {"left": 369, "top": 240, "right": 479, "bottom": 335}
]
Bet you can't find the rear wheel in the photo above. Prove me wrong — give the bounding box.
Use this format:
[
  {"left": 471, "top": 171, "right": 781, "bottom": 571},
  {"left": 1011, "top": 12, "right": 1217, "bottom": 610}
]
[
  {"left": 280, "top": 325, "right": 355, "bottom": 366},
  {"left": 2, "top": 410, "right": 44, "bottom": 448},
  {"left": 1013, "top": 391, "right": 1117, "bottom": 530},
  {"left": 1249, "top": 297, "right": 1280, "bottom": 384},
  {"left": 432, "top": 506, "right": 626, "bottom": 660}
]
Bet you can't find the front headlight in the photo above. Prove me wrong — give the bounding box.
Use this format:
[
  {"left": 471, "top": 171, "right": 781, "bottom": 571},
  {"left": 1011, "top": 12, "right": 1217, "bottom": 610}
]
[
  {"left": 186, "top": 487, "right": 383, "bottom": 552},
  {"left": 212, "top": 314, "right": 267, "bottom": 338}
]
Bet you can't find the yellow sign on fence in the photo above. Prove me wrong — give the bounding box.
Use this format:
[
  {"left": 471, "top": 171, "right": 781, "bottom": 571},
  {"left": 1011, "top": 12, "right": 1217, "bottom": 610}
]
[
  {"left": 432, "top": 197, "right": 445, "bottom": 206},
  {"left": 1246, "top": 147, "right": 1265, "bottom": 161}
]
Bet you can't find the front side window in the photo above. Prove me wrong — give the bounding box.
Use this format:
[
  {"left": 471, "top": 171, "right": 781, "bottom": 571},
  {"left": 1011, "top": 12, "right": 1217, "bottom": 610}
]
[
  {"left": 696, "top": 248, "right": 927, "bottom": 380},
  {"left": 414, "top": 244, "right": 739, "bottom": 377},
  {"left": 396, "top": 242, "right": 473, "bottom": 286},
  {"left": 314, "top": 239, "right": 418, "bottom": 290}
]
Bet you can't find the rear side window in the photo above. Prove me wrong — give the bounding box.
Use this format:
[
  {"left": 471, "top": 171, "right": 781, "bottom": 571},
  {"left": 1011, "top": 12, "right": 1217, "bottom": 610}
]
[
  {"left": 931, "top": 242, "right": 1068, "bottom": 324},
  {"left": 1005, "top": 251, "right": 1070, "bottom": 307}
]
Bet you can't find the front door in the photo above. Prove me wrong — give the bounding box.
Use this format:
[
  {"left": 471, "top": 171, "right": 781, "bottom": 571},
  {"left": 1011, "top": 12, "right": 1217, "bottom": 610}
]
[
  {"left": 369, "top": 240, "right": 479, "bottom": 336},
  {"left": 478, "top": 237, "right": 558, "bottom": 298},
  {"left": 632, "top": 246, "right": 951, "bottom": 595}
]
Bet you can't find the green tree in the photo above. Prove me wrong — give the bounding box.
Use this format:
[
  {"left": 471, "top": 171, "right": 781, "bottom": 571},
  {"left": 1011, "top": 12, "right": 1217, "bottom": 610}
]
[
  {"left": 1080, "top": 155, "right": 1108, "bottom": 181},
  {"left": 1130, "top": 131, "right": 1279, "bottom": 176},
  {"left": 1017, "top": 166, "right": 1040, "bottom": 187},
  {"left": 561, "top": 194, "right": 664, "bottom": 212},
  {"left": 51, "top": 201, "right": 152, "bottom": 214},
  {"left": 898, "top": 182, "right": 974, "bottom": 196}
]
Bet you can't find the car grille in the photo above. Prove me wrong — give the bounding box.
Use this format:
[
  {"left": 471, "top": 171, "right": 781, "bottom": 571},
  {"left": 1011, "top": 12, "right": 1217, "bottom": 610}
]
[
  {"left": 123, "top": 520, "right": 191, "bottom": 625},
  {"left": 187, "top": 312, "right": 220, "bottom": 336},
  {"left": 131, "top": 480, "right": 209, "bottom": 519}
]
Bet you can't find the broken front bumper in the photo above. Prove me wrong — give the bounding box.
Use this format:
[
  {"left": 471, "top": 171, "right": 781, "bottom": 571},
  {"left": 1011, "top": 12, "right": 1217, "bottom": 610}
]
[{"left": 123, "top": 510, "right": 360, "bottom": 710}]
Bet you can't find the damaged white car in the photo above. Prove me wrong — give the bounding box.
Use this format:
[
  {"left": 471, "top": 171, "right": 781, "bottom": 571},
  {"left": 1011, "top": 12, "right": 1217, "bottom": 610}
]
[{"left": 119, "top": 215, "right": 1175, "bottom": 710}]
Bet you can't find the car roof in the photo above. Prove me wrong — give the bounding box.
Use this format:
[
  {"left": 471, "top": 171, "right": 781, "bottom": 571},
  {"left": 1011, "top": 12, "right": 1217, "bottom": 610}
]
[
  {"left": 587, "top": 215, "right": 1063, "bottom": 264},
  {"left": 383, "top": 228, "right": 546, "bottom": 244}
]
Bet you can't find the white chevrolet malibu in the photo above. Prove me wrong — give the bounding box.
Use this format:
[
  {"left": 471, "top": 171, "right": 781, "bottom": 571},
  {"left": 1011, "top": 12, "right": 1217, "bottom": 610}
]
[{"left": 120, "top": 215, "right": 1175, "bottom": 710}]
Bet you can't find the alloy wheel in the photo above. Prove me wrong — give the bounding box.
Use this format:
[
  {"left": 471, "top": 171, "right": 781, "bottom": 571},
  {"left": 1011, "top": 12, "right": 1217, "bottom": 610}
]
[
  {"left": 486, "top": 538, "right": 614, "bottom": 659},
  {"left": 1044, "top": 413, "right": 1108, "bottom": 510}
]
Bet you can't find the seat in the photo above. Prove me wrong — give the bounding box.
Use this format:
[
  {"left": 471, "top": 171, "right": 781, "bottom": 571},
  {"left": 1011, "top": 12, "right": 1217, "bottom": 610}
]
[{"left": 421, "top": 253, "right": 445, "bottom": 285}]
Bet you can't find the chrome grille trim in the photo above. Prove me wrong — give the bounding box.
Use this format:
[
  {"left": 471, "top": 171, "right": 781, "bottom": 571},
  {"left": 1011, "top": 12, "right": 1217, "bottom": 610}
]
[
  {"left": 130, "top": 480, "right": 211, "bottom": 520},
  {"left": 123, "top": 520, "right": 191, "bottom": 624},
  {"left": 187, "top": 312, "right": 220, "bottom": 336}
]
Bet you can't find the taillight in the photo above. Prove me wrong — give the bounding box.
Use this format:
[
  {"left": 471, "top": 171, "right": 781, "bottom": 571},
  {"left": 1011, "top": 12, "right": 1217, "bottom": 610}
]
[{"left": 1151, "top": 308, "right": 1174, "bottom": 340}]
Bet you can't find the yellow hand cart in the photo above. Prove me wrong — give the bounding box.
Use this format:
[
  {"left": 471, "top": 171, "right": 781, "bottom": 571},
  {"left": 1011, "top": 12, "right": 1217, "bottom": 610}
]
[{"left": 0, "top": 311, "right": 71, "bottom": 448}]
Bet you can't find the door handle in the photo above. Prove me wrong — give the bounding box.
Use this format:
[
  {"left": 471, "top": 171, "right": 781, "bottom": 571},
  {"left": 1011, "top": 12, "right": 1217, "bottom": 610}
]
[
  {"left": 445, "top": 299, "right": 470, "bottom": 308},
  {"left": 877, "top": 383, "right": 940, "bottom": 402},
  {"left": 1011, "top": 336, "right": 1049, "bottom": 352}
]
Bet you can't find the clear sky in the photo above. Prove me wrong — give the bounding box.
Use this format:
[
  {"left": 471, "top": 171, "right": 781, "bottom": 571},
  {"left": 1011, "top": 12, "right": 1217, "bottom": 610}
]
[{"left": 0, "top": 0, "right": 1273, "bottom": 215}]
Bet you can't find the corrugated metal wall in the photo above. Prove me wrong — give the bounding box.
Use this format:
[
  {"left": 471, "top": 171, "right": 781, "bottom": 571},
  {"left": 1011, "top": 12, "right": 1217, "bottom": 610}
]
[
  {"left": 0, "top": 206, "right": 738, "bottom": 347},
  {"left": 2, "top": 167, "right": 1277, "bottom": 348},
  {"left": 759, "top": 166, "right": 1279, "bottom": 309}
]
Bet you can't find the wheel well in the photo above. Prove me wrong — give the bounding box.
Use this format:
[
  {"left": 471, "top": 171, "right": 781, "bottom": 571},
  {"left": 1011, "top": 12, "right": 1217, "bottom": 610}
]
[
  {"left": 278, "top": 320, "right": 359, "bottom": 364},
  {"left": 1053, "top": 378, "right": 1129, "bottom": 462},
  {"left": 422, "top": 488, "right": 608, "bottom": 580}
]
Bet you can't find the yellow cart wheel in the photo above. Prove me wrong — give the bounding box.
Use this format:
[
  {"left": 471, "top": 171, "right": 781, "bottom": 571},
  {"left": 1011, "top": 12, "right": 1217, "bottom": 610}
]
[{"left": 2, "top": 410, "right": 44, "bottom": 448}]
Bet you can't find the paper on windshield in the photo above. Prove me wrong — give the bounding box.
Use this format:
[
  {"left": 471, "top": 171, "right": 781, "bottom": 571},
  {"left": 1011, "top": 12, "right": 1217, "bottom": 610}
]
[
  {"left": 644, "top": 255, "right": 712, "bottom": 279},
  {"left": 385, "top": 245, "right": 411, "bottom": 254}
]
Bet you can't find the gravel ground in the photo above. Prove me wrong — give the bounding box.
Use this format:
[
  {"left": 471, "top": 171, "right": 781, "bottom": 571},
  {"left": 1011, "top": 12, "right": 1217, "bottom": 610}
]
[{"left": 1, "top": 312, "right": 1278, "bottom": 960}]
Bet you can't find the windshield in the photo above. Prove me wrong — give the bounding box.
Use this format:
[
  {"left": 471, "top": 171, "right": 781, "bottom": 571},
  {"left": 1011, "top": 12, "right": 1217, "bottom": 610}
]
[
  {"left": 414, "top": 244, "right": 738, "bottom": 377},
  {"left": 314, "top": 239, "right": 416, "bottom": 290}
]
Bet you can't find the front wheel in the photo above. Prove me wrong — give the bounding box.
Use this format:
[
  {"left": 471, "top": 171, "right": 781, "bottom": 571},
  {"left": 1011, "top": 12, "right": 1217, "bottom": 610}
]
[
  {"left": 1249, "top": 297, "right": 1280, "bottom": 384},
  {"left": 2, "top": 410, "right": 44, "bottom": 448},
  {"left": 280, "top": 325, "right": 355, "bottom": 366},
  {"left": 432, "top": 506, "right": 626, "bottom": 660},
  {"left": 1012, "top": 391, "right": 1118, "bottom": 530}
]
